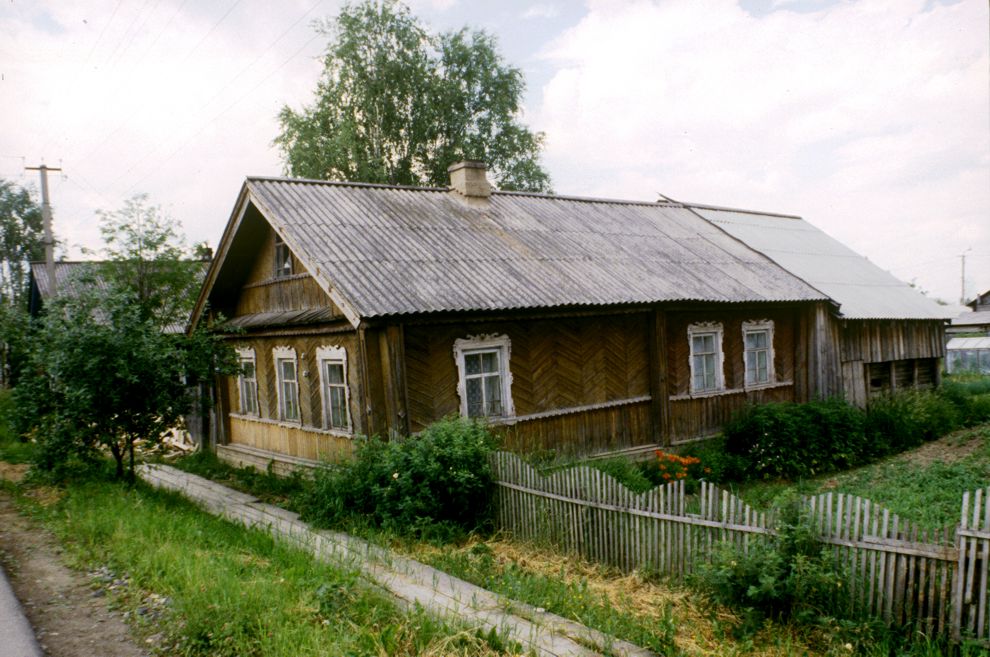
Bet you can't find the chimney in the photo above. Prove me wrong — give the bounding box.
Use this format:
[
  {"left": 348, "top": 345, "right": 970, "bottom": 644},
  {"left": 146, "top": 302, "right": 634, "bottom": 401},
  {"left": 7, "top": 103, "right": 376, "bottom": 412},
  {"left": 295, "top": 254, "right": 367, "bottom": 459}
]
[{"left": 448, "top": 160, "right": 491, "bottom": 200}]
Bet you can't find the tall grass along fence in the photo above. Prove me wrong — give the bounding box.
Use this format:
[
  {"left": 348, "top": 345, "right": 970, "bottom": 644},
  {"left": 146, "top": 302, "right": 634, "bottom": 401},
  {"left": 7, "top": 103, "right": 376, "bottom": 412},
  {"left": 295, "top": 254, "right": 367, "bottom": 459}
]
[{"left": 490, "top": 451, "right": 990, "bottom": 645}]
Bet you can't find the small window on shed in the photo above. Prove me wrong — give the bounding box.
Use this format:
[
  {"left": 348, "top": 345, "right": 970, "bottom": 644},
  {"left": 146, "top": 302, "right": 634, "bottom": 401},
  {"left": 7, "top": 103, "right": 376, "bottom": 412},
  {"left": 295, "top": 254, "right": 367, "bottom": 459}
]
[{"left": 274, "top": 235, "right": 292, "bottom": 278}]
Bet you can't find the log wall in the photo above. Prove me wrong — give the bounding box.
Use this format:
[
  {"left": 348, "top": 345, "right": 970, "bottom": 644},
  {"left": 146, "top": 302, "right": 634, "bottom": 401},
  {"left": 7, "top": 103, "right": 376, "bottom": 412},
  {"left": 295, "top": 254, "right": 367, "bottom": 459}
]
[{"left": 227, "top": 415, "right": 353, "bottom": 462}]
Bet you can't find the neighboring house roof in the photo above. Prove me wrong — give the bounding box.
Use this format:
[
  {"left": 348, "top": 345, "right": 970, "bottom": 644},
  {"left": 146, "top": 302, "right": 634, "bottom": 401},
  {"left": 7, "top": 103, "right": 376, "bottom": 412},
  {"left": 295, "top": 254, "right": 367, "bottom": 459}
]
[
  {"left": 947, "top": 336, "right": 990, "bottom": 350},
  {"left": 198, "top": 177, "right": 828, "bottom": 328},
  {"left": 966, "top": 290, "right": 990, "bottom": 311},
  {"left": 29, "top": 261, "right": 112, "bottom": 301},
  {"left": 692, "top": 205, "right": 952, "bottom": 320},
  {"left": 951, "top": 310, "right": 990, "bottom": 329}
]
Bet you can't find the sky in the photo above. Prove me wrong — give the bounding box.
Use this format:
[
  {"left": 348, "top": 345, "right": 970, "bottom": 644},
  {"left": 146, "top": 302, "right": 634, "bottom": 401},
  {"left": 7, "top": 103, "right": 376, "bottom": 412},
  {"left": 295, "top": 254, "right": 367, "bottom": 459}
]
[{"left": 1, "top": 0, "right": 988, "bottom": 306}]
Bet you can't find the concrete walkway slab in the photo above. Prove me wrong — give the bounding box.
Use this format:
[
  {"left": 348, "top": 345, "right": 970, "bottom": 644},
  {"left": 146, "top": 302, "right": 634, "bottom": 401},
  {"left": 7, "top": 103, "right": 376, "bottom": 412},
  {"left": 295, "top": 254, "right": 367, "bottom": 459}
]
[
  {"left": 138, "top": 463, "right": 656, "bottom": 657},
  {"left": 0, "top": 564, "right": 43, "bottom": 657}
]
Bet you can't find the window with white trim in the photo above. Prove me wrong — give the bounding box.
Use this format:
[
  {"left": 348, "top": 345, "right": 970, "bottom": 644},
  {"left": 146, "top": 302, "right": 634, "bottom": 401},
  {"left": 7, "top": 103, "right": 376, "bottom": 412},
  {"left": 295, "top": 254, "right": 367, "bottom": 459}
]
[
  {"left": 743, "top": 320, "right": 775, "bottom": 387},
  {"left": 688, "top": 323, "right": 724, "bottom": 393},
  {"left": 274, "top": 235, "right": 292, "bottom": 278},
  {"left": 235, "top": 348, "right": 259, "bottom": 415},
  {"left": 453, "top": 334, "right": 514, "bottom": 419},
  {"left": 273, "top": 346, "right": 300, "bottom": 422},
  {"left": 316, "top": 345, "right": 351, "bottom": 432}
]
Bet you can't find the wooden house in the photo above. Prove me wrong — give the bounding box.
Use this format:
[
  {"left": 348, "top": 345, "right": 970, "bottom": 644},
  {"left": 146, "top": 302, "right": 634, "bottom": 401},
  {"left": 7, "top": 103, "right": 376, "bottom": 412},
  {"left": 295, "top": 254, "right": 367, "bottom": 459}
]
[{"left": 190, "top": 161, "right": 947, "bottom": 470}]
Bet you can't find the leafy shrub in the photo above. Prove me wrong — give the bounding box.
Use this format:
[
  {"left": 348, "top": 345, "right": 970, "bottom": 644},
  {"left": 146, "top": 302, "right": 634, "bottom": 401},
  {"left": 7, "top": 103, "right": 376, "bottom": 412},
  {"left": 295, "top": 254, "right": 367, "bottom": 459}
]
[
  {"left": 677, "top": 436, "right": 747, "bottom": 483},
  {"left": 864, "top": 390, "right": 959, "bottom": 455},
  {"left": 301, "top": 417, "right": 496, "bottom": 538},
  {"left": 587, "top": 457, "right": 656, "bottom": 493},
  {"left": 692, "top": 504, "right": 848, "bottom": 634},
  {"left": 724, "top": 398, "right": 867, "bottom": 481}
]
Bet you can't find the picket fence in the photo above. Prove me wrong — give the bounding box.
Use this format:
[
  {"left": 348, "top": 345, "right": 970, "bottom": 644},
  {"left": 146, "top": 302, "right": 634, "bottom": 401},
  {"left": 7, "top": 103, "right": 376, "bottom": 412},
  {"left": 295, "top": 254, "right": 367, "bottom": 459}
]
[{"left": 490, "top": 451, "right": 990, "bottom": 645}]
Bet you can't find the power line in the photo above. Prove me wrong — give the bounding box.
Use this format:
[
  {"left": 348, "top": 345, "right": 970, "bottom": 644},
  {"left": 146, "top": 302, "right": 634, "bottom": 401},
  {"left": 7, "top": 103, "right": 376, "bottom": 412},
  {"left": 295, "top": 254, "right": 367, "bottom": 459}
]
[
  {"left": 84, "top": 0, "right": 125, "bottom": 67},
  {"left": 121, "top": 29, "right": 324, "bottom": 194}
]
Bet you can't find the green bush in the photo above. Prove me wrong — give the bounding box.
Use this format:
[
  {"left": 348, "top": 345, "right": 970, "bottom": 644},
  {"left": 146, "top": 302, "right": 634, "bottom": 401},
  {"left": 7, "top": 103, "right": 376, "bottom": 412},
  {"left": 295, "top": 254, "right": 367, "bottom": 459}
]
[
  {"left": 677, "top": 437, "right": 747, "bottom": 484},
  {"left": 301, "top": 417, "right": 496, "bottom": 538},
  {"left": 864, "top": 390, "right": 960, "bottom": 455},
  {"left": 692, "top": 505, "right": 848, "bottom": 634},
  {"left": 723, "top": 398, "right": 867, "bottom": 481}
]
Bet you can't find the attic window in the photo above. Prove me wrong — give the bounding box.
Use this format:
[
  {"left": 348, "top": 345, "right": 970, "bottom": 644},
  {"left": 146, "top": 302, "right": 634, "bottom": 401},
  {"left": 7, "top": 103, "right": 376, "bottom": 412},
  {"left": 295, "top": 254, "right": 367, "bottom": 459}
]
[{"left": 274, "top": 235, "right": 292, "bottom": 278}]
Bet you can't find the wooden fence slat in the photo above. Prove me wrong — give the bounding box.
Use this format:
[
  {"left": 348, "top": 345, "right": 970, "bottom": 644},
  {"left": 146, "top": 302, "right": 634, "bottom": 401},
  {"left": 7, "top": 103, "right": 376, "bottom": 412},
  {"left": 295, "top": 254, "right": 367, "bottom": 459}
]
[{"left": 488, "top": 453, "right": 985, "bottom": 646}]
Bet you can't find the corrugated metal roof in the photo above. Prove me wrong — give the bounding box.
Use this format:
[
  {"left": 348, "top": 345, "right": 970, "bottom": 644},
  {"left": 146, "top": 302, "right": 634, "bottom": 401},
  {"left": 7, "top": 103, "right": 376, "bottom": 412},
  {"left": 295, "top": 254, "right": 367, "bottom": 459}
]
[
  {"left": 222, "top": 308, "right": 339, "bottom": 329},
  {"left": 693, "top": 207, "right": 952, "bottom": 320},
  {"left": 30, "top": 261, "right": 112, "bottom": 299},
  {"left": 244, "top": 178, "right": 826, "bottom": 320},
  {"left": 947, "top": 336, "right": 990, "bottom": 350},
  {"left": 952, "top": 310, "right": 990, "bottom": 327}
]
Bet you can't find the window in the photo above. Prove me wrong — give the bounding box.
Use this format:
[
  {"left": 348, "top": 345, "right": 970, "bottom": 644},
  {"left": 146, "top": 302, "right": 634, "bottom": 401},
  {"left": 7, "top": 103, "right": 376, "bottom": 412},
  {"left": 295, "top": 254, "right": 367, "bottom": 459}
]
[
  {"left": 688, "top": 322, "right": 723, "bottom": 393},
  {"left": 742, "top": 320, "right": 775, "bottom": 387},
  {"left": 274, "top": 235, "right": 292, "bottom": 278},
  {"left": 236, "top": 348, "right": 259, "bottom": 415},
  {"left": 316, "top": 346, "right": 350, "bottom": 432},
  {"left": 453, "top": 334, "right": 514, "bottom": 419},
  {"left": 273, "top": 346, "right": 300, "bottom": 422}
]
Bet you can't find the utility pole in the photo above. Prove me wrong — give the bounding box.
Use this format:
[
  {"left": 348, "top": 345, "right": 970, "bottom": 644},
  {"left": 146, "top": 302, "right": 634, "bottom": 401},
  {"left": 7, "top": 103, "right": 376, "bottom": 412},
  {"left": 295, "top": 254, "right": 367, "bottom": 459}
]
[{"left": 25, "top": 164, "right": 61, "bottom": 297}]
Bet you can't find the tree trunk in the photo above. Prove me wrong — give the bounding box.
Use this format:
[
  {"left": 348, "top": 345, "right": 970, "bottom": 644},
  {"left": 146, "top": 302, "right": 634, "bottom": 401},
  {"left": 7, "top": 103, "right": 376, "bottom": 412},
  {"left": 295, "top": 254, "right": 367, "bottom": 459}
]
[
  {"left": 127, "top": 439, "right": 135, "bottom": 483},
  {"left": 109, "top": 443, "right": 124, "bottom": 480}
]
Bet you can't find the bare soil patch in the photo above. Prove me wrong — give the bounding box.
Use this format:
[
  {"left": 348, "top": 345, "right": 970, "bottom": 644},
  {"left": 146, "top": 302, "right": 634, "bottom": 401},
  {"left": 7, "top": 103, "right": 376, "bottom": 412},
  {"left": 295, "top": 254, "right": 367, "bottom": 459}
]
[
  {"left": 0, "top": 491, "right": 149, "bottom": 657},
  {"left": 899, "top": 426, "right": 988, "bottom": 467},
  {"left": 0, "top": 462, "right": 29, "bottom": 483}
]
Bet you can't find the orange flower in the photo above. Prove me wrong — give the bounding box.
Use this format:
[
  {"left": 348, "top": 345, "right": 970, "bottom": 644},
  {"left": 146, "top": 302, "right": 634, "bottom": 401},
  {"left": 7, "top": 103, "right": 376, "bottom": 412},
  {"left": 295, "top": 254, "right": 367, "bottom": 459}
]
[{"left": 662, "top": 473, "right": 671, "bottom": 480}]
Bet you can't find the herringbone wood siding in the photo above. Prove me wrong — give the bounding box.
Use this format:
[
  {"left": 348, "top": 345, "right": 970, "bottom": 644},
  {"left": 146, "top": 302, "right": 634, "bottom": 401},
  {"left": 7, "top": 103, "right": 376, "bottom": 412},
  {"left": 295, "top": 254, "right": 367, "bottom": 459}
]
[{"left": 404, "top": 314, "right": 650, "bottom": 439}]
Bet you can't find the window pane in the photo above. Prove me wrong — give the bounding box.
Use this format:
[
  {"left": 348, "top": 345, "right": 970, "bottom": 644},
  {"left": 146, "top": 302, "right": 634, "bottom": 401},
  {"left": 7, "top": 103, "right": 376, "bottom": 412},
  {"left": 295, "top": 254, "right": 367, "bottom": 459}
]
[
  {"left": 466, "top": 378, "right": 484, "bottom": 417},
  {"left": 329, "top": 386, "right": 347, "bottom": 428},
  {"left": 481, "top": 351, "right": 499, "bottom": 374},
  {"left": 484, "top": 374, "right": 502, "bottom": 416},
  {"left": 465, "top": 353, "right": 482, "bottom": 375},
  {"left": 281, "top": 359, "right": 296, "bottom": 381},
  {"left": 325, "top": 362, "right": 344, "bottom": 385},
  {"left": 745, "top": 352, "right": 756, "bottom": 385},
  {"left": 703, "top": 334, "right": 715, "bottom": 352},
  {"left": 242, "top": 360, "right": 255, "bottom": 379},
  {"left": 283, "top": 381, "right": 299, "bottom": 420}
]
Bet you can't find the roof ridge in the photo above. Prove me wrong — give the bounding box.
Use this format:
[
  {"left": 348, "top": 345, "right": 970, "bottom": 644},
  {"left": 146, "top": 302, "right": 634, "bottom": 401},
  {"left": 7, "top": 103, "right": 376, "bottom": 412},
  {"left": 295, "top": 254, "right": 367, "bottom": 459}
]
[
  {"left": 687, "top": 202, "right": 802, "bottom": 220},
  {"left": 247, "top": 176, "right": 448, "bottom": 193}
]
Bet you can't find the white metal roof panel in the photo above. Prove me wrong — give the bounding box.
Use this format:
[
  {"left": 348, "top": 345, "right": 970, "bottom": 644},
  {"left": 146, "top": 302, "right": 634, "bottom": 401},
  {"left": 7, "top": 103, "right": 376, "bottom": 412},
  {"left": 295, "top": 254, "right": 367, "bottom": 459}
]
[
  {"left": 695, "top": 208, "right": 952, "bottom": 320},
  {"left": 947, "top": 337, "right": 990, "bottom": 350}
]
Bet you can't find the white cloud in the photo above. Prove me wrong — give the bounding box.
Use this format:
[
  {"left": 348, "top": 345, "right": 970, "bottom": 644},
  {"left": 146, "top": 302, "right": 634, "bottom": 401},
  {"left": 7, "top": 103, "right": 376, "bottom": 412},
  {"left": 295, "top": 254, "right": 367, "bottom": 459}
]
[{"left": 534, "top": 0, "right": 990, "bottom": 302}]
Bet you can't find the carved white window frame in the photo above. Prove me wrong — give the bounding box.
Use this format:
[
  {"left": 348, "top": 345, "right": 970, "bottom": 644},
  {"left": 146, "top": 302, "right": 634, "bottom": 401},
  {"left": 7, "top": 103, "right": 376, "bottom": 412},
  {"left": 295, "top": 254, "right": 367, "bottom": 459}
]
[
  {"left": 742, "top": 320, "right": 776, "bottom": 388},
  {"left": 235, "top": 347, "right": 259, "bottom": 416},
  {"left": 688, "top": 322, "right": 724, "bottom": 394},
  {"left": 316, "top": 345, "right": 351, "bottom": 434},
  {"left": 453, "top": 334, "right": 515, "bottom": 419},
  {"left": 272, "top": 346, "right": 300, "bottom": 423}
]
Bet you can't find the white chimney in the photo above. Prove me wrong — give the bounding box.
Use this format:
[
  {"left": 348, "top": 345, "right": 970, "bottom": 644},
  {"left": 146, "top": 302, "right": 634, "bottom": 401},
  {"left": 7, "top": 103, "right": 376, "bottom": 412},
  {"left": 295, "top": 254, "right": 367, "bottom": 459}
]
[{"left": 448, "top": 160, "right": 491, "bottom": 200}]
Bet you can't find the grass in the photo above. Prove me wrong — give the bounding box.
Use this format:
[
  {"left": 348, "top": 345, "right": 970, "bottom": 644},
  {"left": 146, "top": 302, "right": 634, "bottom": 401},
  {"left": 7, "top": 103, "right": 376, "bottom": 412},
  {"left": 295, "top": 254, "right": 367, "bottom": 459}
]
[
  {"left": 733, "top": 423, "right": 990, "bottom": 529},
  {"left": 4, "top": 476, "right": 512, "bottom": 657},
  {"left": 168, "top": 449, "right": 308, "bottom": 510}
]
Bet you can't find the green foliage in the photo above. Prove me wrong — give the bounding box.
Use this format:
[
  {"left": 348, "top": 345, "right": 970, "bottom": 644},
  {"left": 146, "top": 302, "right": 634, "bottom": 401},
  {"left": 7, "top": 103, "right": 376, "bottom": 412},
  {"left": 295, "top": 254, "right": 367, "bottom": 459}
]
[
  {"left": 13, "top": 197, "right": 235, "bottom": 480},
  {"left": 302, "top": 417, "right": 496, "bottom": 538},
  {"left": 95, "top": 194, "right": 205, "bottom": 329},
  {"left": 421, "top": 541, "right": 678, "bottom": 655},
  {"left": 678, "top": 436, "right": 748, "bottom": 484},
  {"left": 692, "top": 505, "right": 850, "bottom": 635},
  {"left": 17, "top": 286, "right": 236, "bottom": 480},
  {"left": 863, "top": 390, "right": 960, "bottom": 455},
  {"left": 724, "top": 399, "right": 867, "bottom": 481},
  {"left": 0, "top": 178, "right": 44, "bottom": 307},
  {"left": 275, "top": 0, "right": 551, "bottom": 192}
]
